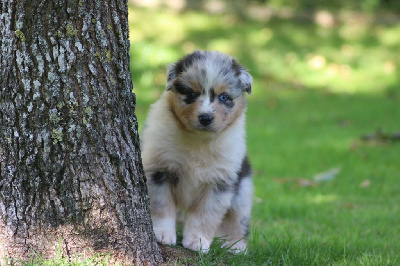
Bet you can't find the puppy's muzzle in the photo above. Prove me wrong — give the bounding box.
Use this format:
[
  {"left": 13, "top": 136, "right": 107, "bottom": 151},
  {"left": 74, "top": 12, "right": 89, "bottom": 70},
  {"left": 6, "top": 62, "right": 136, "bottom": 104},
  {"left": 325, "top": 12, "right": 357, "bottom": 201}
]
[{"left": 198, "top": 114, "right": 214, "bottom": 126}]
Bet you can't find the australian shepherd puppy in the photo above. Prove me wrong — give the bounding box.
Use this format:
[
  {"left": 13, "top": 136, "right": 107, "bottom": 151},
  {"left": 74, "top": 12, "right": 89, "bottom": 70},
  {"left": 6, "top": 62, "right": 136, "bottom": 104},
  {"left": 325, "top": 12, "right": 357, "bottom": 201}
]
[{"left": 141, "top": 51, "right": 253, "bottom": 252}]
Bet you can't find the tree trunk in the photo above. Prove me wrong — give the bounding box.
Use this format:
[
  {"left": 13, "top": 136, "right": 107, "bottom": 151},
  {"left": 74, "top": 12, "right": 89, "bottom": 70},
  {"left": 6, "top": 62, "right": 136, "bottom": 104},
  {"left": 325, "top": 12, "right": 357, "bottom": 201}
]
[{"left": 0, "top": 0, "right": 162, "bottom": 264}]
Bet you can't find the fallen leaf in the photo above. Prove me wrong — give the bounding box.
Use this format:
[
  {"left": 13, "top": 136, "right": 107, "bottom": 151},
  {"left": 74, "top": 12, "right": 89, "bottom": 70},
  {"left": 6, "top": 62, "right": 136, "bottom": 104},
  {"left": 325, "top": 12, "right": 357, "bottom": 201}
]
[
  {"left": 349, "top": 140, "right": 358, "bottom": 151},
  {"left": 313, "top": 167, "right": 341, "bottom": 182},
  {"left": 360, "top": 179, "right": 371, "bottom": 188},
  {"left": 274, "top": 178, "right": 292, "bottom": 184},
  {"left": 253, "top": 196, "right": 263, "bottom": 203},
  {"left": 297, "top": 179, "right": 317, "bottom": 187}
]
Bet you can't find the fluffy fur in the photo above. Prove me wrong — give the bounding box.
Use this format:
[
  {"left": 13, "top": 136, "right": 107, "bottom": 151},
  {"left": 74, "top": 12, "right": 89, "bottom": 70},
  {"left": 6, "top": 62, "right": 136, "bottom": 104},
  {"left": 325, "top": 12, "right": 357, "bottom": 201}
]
[{"left": 141, "top": 51, "right": 253, "bottom": 252}]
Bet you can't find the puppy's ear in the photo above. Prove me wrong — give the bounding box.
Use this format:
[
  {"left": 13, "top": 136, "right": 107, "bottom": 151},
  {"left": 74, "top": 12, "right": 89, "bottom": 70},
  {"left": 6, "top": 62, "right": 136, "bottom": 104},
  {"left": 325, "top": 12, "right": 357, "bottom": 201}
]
[
  {"left": 239, "top": 67, "right": 252, "bottom": 95},
  {"left": 166, "top": 63, "right": 177, "bottom": 91},
  {"left": 166, "top": 51, "right": 205, "bottom": 91},
  {"left": 232, "top": 59, "right": 252, "bottom": 95}
]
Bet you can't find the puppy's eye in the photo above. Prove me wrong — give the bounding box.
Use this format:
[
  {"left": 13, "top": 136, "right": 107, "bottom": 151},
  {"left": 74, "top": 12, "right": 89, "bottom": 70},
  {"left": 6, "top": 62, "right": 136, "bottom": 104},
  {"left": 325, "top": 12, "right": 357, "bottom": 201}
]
[
  {"left": 183, "top": 91, "right": 198, "bottom": 104},
  {"left": 187, "top": 92, "right": 197, "bottom": 99},
  {"left": 218, "top": 93, "right": 230, "bottom": 103}
]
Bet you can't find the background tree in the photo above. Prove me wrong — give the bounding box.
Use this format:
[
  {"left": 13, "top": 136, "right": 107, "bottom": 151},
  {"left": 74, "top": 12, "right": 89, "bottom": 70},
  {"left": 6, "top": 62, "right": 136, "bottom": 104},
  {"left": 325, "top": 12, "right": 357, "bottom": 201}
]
[{"left": 0, "top": 0, "right": 162, "bottom": 264}]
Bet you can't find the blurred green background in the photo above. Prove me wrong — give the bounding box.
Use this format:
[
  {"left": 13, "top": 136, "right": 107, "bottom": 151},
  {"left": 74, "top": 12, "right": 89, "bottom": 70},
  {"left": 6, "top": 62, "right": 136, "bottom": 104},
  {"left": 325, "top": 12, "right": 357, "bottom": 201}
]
[{"left": 128, "top": 0, "right": 400, "bottom": 264}]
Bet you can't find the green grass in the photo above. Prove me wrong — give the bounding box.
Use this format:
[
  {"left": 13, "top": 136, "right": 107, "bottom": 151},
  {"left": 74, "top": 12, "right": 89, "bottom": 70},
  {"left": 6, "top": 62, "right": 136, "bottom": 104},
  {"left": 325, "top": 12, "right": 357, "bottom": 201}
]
[
  {"left": 129, "top": 5, "right": 400, "bottom": 265},
  {"left": 9, "top": 4, "right": 400, "bottom": 265}
]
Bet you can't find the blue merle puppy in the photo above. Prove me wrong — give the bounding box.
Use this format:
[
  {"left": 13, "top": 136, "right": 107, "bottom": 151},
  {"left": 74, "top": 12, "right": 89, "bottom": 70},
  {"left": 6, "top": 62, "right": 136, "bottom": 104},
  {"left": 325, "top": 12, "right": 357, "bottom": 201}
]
[{"left": 141, "top": 51, "right": 253, "bottom": 252}]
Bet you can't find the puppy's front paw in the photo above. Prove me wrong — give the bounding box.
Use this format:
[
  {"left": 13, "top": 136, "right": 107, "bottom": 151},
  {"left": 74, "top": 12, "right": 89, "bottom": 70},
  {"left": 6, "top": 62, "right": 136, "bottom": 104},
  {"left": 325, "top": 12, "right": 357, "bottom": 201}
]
[
  {"left": 222, "top": 239, "right": 247, "bottom": 253},
  {"left": 153, "top": 217, "right": 176, "bottom": 245},
  {"left": 182, "top": 234, "right": 211, "bottom": 252},
  {"left": 154, "top": 230, "right": 176, "bottom": 245}
]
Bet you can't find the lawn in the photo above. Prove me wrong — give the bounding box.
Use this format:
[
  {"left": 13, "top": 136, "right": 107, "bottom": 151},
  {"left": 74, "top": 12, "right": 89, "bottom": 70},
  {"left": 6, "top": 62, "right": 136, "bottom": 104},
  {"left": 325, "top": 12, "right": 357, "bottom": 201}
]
[{"left": 129, "top": 4, "right": 400, "bottom": 265}]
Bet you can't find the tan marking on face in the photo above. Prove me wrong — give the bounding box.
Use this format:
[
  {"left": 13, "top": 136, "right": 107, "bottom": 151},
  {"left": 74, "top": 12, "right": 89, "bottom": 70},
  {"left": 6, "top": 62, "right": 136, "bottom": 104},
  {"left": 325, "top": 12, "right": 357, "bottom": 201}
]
[
  {"left": 211, "top": 94, "right": 247, "bottom": 133},
  {"left": 214, "top": 83, "right": 229, "bottom": 95},
  {"left": 167, "top": 90, "right": 200, "bottom": 132},
  {"left": 188, "top": 79, "right": 203, "bottom": 94},
  {"left": 229, "top": 95, "right": 247, "bottom": 124}
]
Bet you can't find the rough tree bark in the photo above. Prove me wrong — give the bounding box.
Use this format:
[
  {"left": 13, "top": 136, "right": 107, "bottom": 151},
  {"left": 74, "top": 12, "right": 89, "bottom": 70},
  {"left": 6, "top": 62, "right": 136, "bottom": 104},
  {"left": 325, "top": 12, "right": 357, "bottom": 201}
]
[{"left": 0, "top": 0, "right": 162, "bottom": 264}]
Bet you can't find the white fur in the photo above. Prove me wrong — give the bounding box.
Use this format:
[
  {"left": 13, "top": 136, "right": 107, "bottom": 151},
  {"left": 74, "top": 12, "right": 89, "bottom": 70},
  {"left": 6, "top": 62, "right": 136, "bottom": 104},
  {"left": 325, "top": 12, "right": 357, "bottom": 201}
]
[{"left": 198, "top": 94, "right": 214, "bottom": 115}]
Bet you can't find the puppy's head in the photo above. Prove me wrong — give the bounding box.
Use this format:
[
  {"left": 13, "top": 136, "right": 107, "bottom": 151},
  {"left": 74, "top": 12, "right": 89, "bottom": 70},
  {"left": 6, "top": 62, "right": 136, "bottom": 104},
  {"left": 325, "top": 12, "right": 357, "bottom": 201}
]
[{"left": 166, "top": 51, "right": 252, "bottom": 133}]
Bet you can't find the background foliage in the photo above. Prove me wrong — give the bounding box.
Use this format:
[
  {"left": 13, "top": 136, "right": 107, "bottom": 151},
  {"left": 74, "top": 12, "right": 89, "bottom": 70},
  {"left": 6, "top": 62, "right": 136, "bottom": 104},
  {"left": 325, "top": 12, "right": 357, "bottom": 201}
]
[{"left": 259, "top": 0, "right": 400, "bottom": 12}]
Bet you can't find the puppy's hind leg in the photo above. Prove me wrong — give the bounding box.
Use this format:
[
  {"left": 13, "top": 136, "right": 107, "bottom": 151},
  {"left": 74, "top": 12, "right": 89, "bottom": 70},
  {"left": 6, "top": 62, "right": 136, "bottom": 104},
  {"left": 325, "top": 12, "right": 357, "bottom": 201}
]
[
  {"left": 148, "top": 171, "right": 177, "bottom": 245},
  {"left": 217, "top": 177, "right": 253, "bottom": 252}
]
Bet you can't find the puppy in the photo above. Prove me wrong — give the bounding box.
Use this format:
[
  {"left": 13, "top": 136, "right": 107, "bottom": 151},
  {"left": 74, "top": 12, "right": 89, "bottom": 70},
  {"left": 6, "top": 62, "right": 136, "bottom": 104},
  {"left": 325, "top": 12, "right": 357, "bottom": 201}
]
[{"left": 141, "top": 51, "right": 253, "bottom": 252}]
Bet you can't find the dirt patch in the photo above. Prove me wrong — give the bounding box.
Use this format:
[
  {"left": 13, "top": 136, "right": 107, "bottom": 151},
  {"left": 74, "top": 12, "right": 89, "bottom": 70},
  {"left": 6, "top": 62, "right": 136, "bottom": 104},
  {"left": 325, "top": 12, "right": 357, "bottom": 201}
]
[{"left": 159, "top": 244, "right": 198, "bottom": 265}]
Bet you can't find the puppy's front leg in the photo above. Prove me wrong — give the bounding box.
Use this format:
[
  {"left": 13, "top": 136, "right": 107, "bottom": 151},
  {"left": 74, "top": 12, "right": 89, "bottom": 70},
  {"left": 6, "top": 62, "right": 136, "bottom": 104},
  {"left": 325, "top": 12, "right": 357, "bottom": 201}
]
[
  {"left": 148, "top": 172, "right": 177, "bottom": 245},
  {"left": 183, "top": 188, "right": 233, "bottom": 252}
]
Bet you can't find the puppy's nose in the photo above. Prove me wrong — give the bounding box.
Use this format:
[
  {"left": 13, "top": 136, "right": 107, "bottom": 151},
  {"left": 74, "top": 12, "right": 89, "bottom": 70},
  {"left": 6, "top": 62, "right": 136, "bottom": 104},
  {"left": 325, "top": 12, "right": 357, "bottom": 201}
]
[{"left": 198, "top": 114, "right": 214, "bottom": 126}]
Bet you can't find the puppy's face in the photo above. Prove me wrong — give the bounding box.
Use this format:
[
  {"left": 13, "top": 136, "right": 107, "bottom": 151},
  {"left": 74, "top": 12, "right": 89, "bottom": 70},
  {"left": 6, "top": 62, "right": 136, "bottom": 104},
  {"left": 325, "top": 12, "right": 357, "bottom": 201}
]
[{"left": 166, "top": 51, "right": 252, "bottom": 133}]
